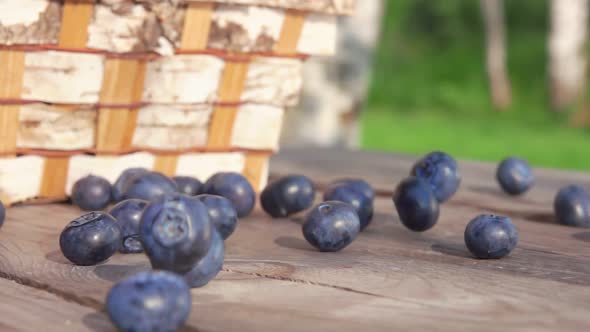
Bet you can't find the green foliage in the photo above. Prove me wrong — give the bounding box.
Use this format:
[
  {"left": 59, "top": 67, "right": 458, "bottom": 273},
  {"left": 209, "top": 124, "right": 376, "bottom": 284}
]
[{"left": 364, "top": 0, "right": 590, "bottom": 170}]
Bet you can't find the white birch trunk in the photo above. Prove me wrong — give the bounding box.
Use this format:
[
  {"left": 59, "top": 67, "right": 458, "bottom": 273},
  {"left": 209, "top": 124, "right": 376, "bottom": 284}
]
[
  {"left": 481, "top": 0, "right": 512, "bottom": 110},
  {"left": 549, "top": 0, "right": 589, "bottom": 110}
]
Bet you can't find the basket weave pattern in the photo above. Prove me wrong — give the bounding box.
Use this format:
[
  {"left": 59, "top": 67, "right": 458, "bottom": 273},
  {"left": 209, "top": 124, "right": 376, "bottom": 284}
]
[{"left": 0, "top": 0, "right": 352, "bottom": 205}]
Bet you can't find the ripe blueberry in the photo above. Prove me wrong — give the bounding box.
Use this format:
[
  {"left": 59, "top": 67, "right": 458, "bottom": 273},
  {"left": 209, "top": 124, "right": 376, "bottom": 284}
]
[
  {"left": 554, "top": 185, "right": 590, "bottom": 228},
  {"left": 323, "top": 185, "right": 373, "bottom": 231},
  {"left": 109, "top": 199, "right": 148, "bottom": 253},
  {"left": 140, "top": 194, "right": 212, "bottom": 273},
  {"left": 411, "top": 151, "right": 461, "bottom": 202},
  {"left": 59, "top": 212, "right": 121, "bottom": 266},
  {"left": 194, "top": 194, "right": 237, "bottom": 240},
  {"left": 174, "top": 176, "right": 203, "bottom": 196},
  {"left": 203, "top": 172, "right": 255, "bottom": 218},
  {"left": 183, "top": 230, "right": 224, "bottom": 288},
  {"left": 496, "top": 157, "right": 534, "bottom": 195},
  {"left": 329, "top": 178, "right": 374, "bottom": 202},
  {"left": 71, "top": 175, "right": 112, "bottom": 211},
  {"left": 393, "top": 177, "right": 440, "bottom": 232},
  {"left": 124, "top": 172, "right": 178, "bottom": 202},
  {"left": 260, "top": 175, "right": 316, "bottom": 218},
  {"left": 464, "top": 214, "right": 519, "bottom": 259},
  {"left": 106, "top": 271, "right": 191, "bottom": 332},
  {"left": 112, "top": 168, "right": 149, "bottom": 202},
  {"left": 0, "top": 201, "right": 5, "bottom": 229},
  {"left": 302, "top": 201, "right": 360, "bottom": 252}
]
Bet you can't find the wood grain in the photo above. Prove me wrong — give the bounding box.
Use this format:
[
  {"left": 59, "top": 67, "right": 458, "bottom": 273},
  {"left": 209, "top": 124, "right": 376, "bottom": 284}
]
[
  {"left": 181, "top": 2, "right": 215, "bottom": 50},
  {"left": 40, "top": 157, "right": 70, "bottom": 198},
  {"left": 153, "top": 154, "right": 179, "bottom": 177},
  {"left": 0, "top": 278, "right": 112, "bottom": 332},
  {"left": 0, "top": 149, "right": 588, "bottom": 331},
  {"left": 96, "top": 59, "right": 146, "bottom": 152},
  {"left": 0, "top": 50, "right": 25, "bottom": 155},
  {"left": 274, "top": 10, "right": 307, "bottom": 55},
  {"left": 59, "top": 0, "right": 94, "bottom": 48}
]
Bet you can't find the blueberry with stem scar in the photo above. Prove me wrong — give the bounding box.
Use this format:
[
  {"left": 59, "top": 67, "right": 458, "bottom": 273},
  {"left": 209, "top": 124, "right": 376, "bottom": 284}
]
[{"left": 140, "top": 194, "right": 212, "bottom": 273}]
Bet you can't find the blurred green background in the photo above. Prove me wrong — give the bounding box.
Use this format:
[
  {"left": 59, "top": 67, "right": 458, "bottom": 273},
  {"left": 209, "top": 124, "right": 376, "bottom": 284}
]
[{"left": 363, "top": 0, "right": 590, "bottom": 170}]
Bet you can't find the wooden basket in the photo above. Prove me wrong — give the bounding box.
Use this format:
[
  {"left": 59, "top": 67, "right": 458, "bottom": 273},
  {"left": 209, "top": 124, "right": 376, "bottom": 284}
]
[{"left": 0, "top": 0, "right": 354, "bottom": 205}]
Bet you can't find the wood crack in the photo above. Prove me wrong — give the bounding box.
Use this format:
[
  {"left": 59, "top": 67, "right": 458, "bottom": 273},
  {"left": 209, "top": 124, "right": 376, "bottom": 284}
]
[
  {"left": 222, "top": 267, "right": 390, "bottom": 299},
  {"left": 0, "top": 270, "right": 102, "bottom": 310}
]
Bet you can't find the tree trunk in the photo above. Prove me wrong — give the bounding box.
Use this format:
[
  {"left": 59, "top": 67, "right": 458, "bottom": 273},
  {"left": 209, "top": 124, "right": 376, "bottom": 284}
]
[
  {"left": 481, "top": 0, "right": 512, "bottom": 110},
  {"left": 549, "top": 0, "right": 589, "bottom": 111},
  {"left": 281, "top": 0, "right": 385, "bottom": 147}
]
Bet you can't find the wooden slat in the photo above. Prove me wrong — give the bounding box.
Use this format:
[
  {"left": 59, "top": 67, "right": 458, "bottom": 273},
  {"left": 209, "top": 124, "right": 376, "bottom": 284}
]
[
  {"left": 153, "top": 155, "right": 179, "bottom": 176},
  {"left": 244, "top": 152, "right": 270, "bottom": 191},
  {"left": 58, "top": 0, "right": 94, "bottom": 48},
  {"left": 274, "top": 10, "right": 307, "bottom": 55},
  {"left": 180, "top": 2, "right": 215, "bottom": 50},
  {"left": 0, "top": 50, "right": 25, "bottom": 155},
  {"left": 0, "top": 278, "right": 111, "bottom": 332},
  {"left": 207, "top": 61, "right": 250, "bottom": 148},
  {"left": 0, "top": 190, "right": 589, "bottom": 331},
  {"left": 96, "top": 59, "right": 146, "bottom": 152},
  {"left": 40, "top": 157, "right": 70, "bottom": 198}
]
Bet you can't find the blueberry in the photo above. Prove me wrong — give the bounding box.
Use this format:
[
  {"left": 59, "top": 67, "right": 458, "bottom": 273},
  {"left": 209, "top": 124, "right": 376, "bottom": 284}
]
[
  {"left": 496, "top": 157, "right": 534, "bottom": 195},
  {"left": 140, "top": 194, "right": 212, "bottom": 273},
  {"left": 124, "top": 172, "right": 178, "bottom": 202},
  {"left": 109, "top": 199, "right": 148, "bottom": 253},
  {"left": 323, "top": 185, "right": 373, "bottom": 231},
  {"left": 106, "top": 271, "right": 191, "bottom": 332},
  {"left": 329, "top": 178, "right": 374, "bottom": 202},
  {"left": 194, "top": 194, "right": 238, "bottom": 240},
  {"left": 464, "top": 214, "right": 519, "bottom": 259},
  {"left": 393, "top": 177, "right": 440, "bottom": 232},
  {"left": 554, "top": 185, "right": 590, "bottom": 228},
  {"left": 411, "top": 151, "right": 461, "bottom": 202},
  {"left": 184, "top": 230, "right": 224, "bottom": 288},
  {"left": 204, "top": 172, "right": 255, "bottom": 218},
  {"left": 302, "top": 201, "right": 360, "bottom": 252},
  {"left": 0, "top": 201, "right": 5, "bottom": 229},
  {"left": 174, "top": 176, "right": 203, "bottom": 196},
  {"left": 59, "top": 212, "right": 121, "bottom": 266},
  {"left": 112, "top": 168, "right": 149, "bottom": 202},
  {"left": 260, "top": 175, "right": 316, "bottom": 218},
  {"left": 71, "top": 175, "right": 112, "bottom": 211}
]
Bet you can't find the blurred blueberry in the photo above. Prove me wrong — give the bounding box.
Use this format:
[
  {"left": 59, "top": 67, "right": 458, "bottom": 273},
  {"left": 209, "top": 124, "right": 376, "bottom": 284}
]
[
  {"left": 554, "top": 185, "right": 590, "bottom": 228},
  {"left": 464, "top": 214, "right": 519, "bottom": 259},
  {"left": 112, "top": 168, "right": 149, "bottom": 202},
  {"left": 59, "top": 212, "right": 121, "bottom": 266},
  {"left": 323, "top": 185, "right": 373, "bottom": 231},
  {"left": 173, "top": 176, "right": 203, "bottom": 196},
  {"left": 411, "top": 151, "right": 461, "bottom": 202},
  {"left": 109, "top": 199, "right": 148, "bottom": 253},
  {"left": 204, "top": 172, "right": 255, "bottom": 218},
  {"left": 140, "top": 194, "right": 212, "bottom": 273},
  {"left": 393, "top": 177, "right": 440, "bottom": 232},
  {"left": 183, "top": 230, "right": 224, "bottom": 288},
  {"left": 124, "top": 172, "right": 178, "bottom": 202},
  {"left": 71, "top": 175, "right": 112, "bottom": 211},
  {"left": 329, "top": 178, "right": 374, "bottom": 202},
  {"left": 496, "top": 157, "right": 534, "bottom": 195},
  {"left": 260, "top": 175, "right": 316, "bottom": 218},
  {"left": 106, "top": 271, "right": 191, "bottom": 332},
  {"left": 194, "top": 194, "right": 237, "bottom": 240},
  {"left": 0, "top": 201, "right": 5, "bottom": 229},
  {"left": 302, "top": 201, "right": 360, "bottom": 252}
]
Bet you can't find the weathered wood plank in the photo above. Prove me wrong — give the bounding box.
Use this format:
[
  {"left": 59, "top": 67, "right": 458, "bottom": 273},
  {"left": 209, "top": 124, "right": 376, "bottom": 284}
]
[
  {"left": 0, "top": 278, "right": 112, "bottom": 332},
  {"left": 0, "top": 196, "right": 588, "bottom": 331}
]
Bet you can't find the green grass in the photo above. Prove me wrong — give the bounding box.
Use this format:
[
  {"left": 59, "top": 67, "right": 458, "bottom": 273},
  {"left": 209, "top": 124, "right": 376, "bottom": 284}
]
[{"left": 362, "top": 0, "right": 590, "bottom": 170}]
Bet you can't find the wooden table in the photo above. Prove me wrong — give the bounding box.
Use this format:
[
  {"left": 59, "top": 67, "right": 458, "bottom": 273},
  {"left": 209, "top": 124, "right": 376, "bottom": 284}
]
[{"left": 0, "top": 148, "right": 588, "bottom": 331}]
